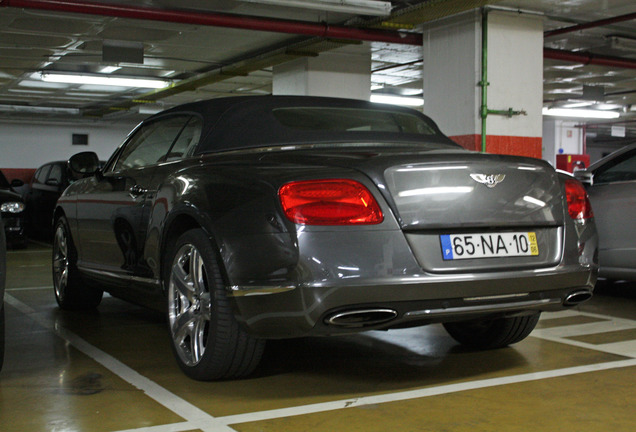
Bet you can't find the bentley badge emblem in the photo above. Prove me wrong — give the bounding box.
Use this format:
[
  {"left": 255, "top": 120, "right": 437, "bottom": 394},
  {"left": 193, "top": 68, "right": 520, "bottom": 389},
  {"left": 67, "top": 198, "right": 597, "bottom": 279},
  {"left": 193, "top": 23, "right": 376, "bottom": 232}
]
[{"left": 470, "top": 173, "right": 506, "bottom": 188}]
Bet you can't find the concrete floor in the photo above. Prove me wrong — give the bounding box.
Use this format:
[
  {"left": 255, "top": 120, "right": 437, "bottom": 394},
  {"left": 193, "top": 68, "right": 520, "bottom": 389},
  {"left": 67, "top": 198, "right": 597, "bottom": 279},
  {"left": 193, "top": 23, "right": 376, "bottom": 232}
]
[{"left": 2, "top": 242, "right": 635, "bottom": 432}]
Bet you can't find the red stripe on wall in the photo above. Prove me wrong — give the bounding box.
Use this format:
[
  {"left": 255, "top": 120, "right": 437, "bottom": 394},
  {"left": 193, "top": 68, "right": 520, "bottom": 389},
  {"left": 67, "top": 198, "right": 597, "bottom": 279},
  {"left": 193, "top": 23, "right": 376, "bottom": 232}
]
[
  {"left": 1, "top": 168, "right": 36, "bottom": 184},
  {"left": 449, "top": 135, "right": 542, "bottom": 159}
]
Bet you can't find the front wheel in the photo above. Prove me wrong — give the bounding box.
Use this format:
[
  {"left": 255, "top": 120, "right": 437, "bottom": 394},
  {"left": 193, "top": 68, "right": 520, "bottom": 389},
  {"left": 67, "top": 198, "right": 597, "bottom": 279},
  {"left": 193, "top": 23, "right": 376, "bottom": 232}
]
[
  {"left": 443, "top": 313, "right": 541, "bottom": 350},
  {"left": 165, "top": 229, "right": 265, "bottom": 380},
  {"left": 52, "top": 216, "right": 103, "bottom": 310}
]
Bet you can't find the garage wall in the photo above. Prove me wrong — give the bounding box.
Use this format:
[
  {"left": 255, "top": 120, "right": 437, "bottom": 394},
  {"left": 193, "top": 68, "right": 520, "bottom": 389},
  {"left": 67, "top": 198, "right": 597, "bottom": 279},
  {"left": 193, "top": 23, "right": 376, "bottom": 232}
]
[{"left": 0, "top": 121, "right": 137, "bottom": 182}]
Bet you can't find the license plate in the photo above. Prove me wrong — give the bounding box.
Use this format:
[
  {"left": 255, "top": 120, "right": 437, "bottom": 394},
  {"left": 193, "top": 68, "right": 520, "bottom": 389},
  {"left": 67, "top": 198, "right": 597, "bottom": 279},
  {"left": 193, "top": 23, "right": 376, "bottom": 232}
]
[{"left": 440, "top": 232, "right": 539, "bottom": 260}]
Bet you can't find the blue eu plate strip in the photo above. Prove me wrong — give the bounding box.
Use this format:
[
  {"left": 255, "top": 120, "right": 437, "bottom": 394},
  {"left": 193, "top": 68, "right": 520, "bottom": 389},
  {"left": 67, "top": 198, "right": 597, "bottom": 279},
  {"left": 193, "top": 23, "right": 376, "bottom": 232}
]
[{"left": 440, "top": 235, "right": 453, "bottom": 260}]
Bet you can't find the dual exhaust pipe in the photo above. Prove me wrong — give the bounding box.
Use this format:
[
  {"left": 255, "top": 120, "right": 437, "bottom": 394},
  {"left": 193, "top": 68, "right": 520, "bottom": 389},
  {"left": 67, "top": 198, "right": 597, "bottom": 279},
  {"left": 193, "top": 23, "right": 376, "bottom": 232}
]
[
  {"left": 563, "top": 289, "right": 593, "bottom": 306},
  {"left": 326, "top": 289, "right": 593, "bottom": 328},
  {"left": 326, "top": 309, "right": 398, "bottom": 328}
]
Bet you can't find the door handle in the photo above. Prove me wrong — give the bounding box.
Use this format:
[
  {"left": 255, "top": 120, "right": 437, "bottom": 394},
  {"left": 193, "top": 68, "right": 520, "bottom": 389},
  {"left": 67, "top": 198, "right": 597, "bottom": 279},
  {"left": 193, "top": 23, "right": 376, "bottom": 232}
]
[{"left": 129, "top": 184, "right": 148, "bottom": 198}]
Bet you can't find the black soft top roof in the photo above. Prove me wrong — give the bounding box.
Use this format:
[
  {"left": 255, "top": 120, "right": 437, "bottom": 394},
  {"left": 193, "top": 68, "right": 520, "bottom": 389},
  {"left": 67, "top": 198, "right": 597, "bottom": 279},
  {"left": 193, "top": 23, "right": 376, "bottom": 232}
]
[{"left": 147, "top": 95, "right": 457, "bottom": 153}]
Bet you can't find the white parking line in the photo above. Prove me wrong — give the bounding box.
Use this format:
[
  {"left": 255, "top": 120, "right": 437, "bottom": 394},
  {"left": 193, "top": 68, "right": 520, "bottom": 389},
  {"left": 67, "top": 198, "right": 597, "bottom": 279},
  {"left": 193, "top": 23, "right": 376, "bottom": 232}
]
[
  {"left": 6, "top": 248, "right": 50, "bottom": 254},
  {"left": 532, "top": 310, "right": 636, "bottom": 358},
  {"left": 215, "top": 359, "right": 636, "bottom": 426},
  {"left": 5, "top": 294, "right": 236, "bottom": 432},
  {"left": 113, "top": 423, "right": 194, "bottom": 432},
  {"left": 5, "top": 292, "right": 636, "bottom": 432},
  {"left": 6, "top": 286, "right": 52, "bottom": 291},
  {"left": 535, "top": 320, "right": 635, "bottom": 338}
]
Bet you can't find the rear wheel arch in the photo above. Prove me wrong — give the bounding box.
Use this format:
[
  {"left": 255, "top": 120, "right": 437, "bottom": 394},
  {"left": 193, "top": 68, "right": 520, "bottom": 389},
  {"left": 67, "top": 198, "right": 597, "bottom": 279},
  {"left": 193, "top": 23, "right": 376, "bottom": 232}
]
[
  {"left": 160, "top": 212, "right": 229, "bottom": 293},
  {"left": 53, "top": 207, "right": 66, "bottom": 227}
]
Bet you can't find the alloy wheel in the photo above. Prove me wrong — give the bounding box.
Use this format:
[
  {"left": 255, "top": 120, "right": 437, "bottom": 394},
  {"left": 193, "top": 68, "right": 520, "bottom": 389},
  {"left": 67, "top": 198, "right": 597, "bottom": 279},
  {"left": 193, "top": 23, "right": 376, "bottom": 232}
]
[
  {"left": 168, "top": 243, "right": 212, "bottom": 366},
  {"left": 52, "top": 224, "right": 69, "bottom": 301}
]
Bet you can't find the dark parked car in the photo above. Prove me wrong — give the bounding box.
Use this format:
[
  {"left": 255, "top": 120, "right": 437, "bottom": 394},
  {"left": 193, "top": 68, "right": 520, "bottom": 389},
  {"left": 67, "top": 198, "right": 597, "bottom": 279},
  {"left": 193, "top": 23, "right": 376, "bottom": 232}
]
[
  {"left": 53, "top": 96, "right": 598, "bottom": 380},
  {"left": 0, "top": 170, "right": 26, "bottom": 248},
  {"left": 24, "top": 161, "right": 71, "bottom": 240},
  {"left": 575, "top": 143, "right": 636, "bottom": 281},
  {"left": 25, "top": 159, "right": 104, "bottom": 240}
]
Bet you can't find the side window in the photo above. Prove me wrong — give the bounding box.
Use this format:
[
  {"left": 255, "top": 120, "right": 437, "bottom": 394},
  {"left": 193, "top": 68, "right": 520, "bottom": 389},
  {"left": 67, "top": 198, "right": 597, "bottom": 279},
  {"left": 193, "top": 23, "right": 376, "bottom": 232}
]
[
  {"left": 165, "top": 117, "right": 203, "bottom": 162},
  {"left": 47, "top": 163, "right": 63, "bottom": 185},
  {"left": 35, "top": 165, "right": 51, "bottom": 184},
  {"left": 594, "top": 150, "right": 636, "bottom": 184},
  {"left": 112, "top": 116, "right": 191, "bottom": 172}
]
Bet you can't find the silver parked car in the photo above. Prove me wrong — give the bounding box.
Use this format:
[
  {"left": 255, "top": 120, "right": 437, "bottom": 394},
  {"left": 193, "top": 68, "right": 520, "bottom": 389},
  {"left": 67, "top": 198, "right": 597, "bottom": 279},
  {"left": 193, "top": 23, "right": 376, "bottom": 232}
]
[
  {"left": 0, "top": 217, "right": 6, "bottom": 371},
  {"left": 575, "top": 143, "right": 636, "bottom": 281}
]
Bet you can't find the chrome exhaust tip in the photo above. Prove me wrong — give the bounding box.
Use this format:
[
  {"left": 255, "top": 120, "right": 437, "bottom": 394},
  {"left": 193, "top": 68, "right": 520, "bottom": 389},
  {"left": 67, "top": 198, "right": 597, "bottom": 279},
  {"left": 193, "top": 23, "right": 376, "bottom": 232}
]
[
  {"left": 326, "top": 309, "right": 398, "bottom": 328},
  {"left": 564, "top": 290, "right": 593, "bottom": 306}
]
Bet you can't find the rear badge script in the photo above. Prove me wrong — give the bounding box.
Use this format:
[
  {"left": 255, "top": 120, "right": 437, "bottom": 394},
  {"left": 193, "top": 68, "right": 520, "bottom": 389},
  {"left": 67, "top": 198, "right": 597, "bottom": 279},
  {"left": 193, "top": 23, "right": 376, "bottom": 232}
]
[{"left": 470, "top": 173, "right": 506, "bottom": 188}]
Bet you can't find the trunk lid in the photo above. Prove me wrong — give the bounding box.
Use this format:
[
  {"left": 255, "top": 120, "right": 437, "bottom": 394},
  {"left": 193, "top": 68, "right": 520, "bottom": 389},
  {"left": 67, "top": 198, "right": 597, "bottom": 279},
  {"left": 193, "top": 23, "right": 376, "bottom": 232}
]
[
  {"left": 378, "top": 152, "right": 565, "bottom": 273},
  {"left": 383, "top": 155, "right": 564, "bottom": 230}
]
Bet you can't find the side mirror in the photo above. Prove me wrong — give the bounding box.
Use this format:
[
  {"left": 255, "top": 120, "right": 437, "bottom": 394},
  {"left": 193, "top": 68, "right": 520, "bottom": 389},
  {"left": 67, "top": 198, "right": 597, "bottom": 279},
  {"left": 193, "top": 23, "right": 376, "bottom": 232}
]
[
  {"left": 10, "top": 179, "right": 24, "bottom": 188},
  {"left": 573, "top": 170, "right": 593, "bottom": 186},
  {"left": 68, "top": 151, "right": 100, "bottom": 180}
]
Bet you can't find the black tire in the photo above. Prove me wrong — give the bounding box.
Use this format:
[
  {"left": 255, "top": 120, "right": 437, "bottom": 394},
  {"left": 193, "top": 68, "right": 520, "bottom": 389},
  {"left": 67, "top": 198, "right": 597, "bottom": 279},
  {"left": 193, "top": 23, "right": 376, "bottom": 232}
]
[
  {"left": 0, "top": 304, "right": 5, "bottom": 372},
  {"left": 52, "top": 216, "right": 103, "bottom": 310},
  {"left": 165, "top": 228, "right": 265, "bottom": 380},
  {"left": 443, "top": 312, "right": 541, "bottom": 350}
]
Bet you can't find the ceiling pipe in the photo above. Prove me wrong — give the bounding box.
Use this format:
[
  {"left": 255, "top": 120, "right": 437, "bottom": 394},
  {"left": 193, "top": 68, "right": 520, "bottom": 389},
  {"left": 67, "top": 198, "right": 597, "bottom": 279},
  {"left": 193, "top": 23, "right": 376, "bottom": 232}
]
[
  {"left": 0, "top": 0, "right": 422, "bottom": 45},
  {"left": 545, "top": 11, "right": 636, "bottom": 38},
  {"left": 544, "top": 48, "right": 636, "bottom": 70}
]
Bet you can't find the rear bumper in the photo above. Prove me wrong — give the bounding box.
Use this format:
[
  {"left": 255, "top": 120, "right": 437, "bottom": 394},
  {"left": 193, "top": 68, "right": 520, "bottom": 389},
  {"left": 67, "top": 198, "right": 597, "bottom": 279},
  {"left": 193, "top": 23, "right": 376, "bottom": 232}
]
[
  {"left": 225, "top": 217, "right": 597, "bottom": 338},
  {"left": 2, "top": 215, "right": 26, "bottom": 247},
  {"left": 231, "top": 264, "right": 596, "bottom": 338}
]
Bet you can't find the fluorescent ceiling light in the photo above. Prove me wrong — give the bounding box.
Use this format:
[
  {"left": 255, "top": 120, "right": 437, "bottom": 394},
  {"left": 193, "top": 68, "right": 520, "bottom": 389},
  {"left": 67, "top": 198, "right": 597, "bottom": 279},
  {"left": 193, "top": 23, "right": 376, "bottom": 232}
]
[
  {"left": 561, "top": 101, "right": 594, "bottom": 109},
  {"left": 39, "top": 72, "right": 170, "bottom": 89},
  {"left": 595, "top": 103, "right": 623, "bottom": 111},
  {"left": 238, "top": 0, "right": 391, "bottom": 16},
  {"left": 99, "top": 66, "right": 122, "bottom": 74},
  {"left": 542, "top": 107, "right": 620, "bottom": 119},
  {"left": 0, "top": 104, "right": 80, "bottom": 115},
  {"left": 371, "top": 94, "right": 424, "bottom": 107},
  {"left": 138, "top": 106, "right": 164, "bottom": 115}
]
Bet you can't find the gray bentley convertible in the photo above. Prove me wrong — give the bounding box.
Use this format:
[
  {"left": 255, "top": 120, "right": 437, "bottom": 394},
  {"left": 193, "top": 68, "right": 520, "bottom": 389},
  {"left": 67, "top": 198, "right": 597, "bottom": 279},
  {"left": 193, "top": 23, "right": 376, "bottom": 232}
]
[{"left": 53, "top": 96, "right": 598, "bottom": 380}]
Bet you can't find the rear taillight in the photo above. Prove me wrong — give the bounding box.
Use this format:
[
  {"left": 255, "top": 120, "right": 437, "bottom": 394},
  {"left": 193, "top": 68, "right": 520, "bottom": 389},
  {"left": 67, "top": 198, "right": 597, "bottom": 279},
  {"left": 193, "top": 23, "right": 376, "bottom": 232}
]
[
  {"left": 279, "top": 179, "right": 384, "bottom": 225},
  {"left": 565, "top": 179, "right": 594, "bottom": 220}
]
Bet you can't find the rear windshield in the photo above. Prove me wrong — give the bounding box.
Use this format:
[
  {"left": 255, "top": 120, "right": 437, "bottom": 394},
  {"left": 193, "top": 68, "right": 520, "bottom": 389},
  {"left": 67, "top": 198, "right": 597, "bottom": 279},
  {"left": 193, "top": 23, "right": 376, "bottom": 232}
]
[{"left": 272, "top": 107, "right": 437, "bottom": 135}]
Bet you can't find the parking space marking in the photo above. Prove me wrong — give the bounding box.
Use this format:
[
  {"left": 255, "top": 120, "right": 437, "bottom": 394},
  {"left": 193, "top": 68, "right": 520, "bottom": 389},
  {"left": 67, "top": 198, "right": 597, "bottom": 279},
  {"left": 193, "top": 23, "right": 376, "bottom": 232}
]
[
  {"left": 534, "top": 319, "right": 635, "bottom": 337},
  {"left": 215, "top": 359, "right": 636, "bottom": 426},
  {"left": 5, "top": 293, "right": 237, "bottom": 432},
  {"left": 532, "top": 310, "right": 636, "bottom": 358},
  {"left": 109, "top": 422, "right": 193, "bottom": 432},
  {"left": 5, "top": 290, "right": 636, "bottom": 432},
  {"left": 6, "top": 286, "right": 54, "bottom": 291},
  {"left": 598, "top": 340, "right": 636, "bottom": 357},
  {"left": 5, "top": 249, "right": 50, "bottom": 254}
]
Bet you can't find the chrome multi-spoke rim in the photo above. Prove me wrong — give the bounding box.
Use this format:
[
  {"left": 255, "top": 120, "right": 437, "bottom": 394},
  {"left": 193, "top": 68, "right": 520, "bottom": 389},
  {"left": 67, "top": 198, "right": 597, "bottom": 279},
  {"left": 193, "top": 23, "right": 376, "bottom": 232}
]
[
  {"left": 168, "top": 244, "right": 212, "bottom": 366},
  {"left": 52, "top": 224, "right": 69, "bottom": 300}
]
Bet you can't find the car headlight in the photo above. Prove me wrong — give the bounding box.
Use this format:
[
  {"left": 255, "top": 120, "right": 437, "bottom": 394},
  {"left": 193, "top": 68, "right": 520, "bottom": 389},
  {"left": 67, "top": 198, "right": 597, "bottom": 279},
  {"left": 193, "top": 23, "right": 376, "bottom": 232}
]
[{"left": 1, "top": 202, "right": 25, "bottom": 213}]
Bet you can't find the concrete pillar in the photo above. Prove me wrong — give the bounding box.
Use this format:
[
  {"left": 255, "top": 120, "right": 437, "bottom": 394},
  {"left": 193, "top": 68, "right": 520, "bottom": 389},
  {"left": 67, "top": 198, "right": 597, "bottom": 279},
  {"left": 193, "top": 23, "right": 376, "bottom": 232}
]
[
  {"left": 422, "top": 10, "right": 543, "bottom": 158},
  {"left": 272, "top": 43, "right": 371, "bottom": 100}
]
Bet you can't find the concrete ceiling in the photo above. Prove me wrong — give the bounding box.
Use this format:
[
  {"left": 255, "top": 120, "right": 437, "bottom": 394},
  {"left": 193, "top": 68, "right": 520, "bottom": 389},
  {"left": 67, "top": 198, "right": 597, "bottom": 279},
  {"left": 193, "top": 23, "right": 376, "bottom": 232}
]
[{"left": 1, "top": 0, "right": 635, "bottom": 142}]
